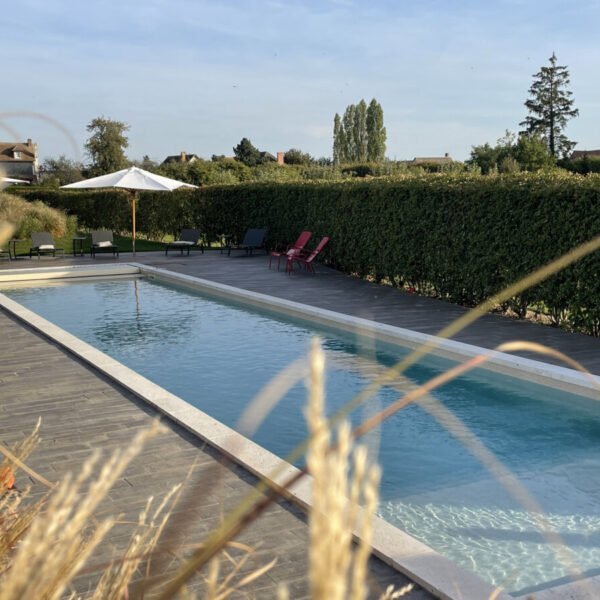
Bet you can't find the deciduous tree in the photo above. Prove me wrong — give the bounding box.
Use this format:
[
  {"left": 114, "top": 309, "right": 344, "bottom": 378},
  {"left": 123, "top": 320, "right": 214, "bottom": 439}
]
[
  {"left": 333, "top": 98, "right": 386, "bottom": 163},
  {"left": 284, "top": 148, "right": 313, "bottom": 165},
  {"left": 84, "top": 117, "right": 129, "bottom": 176},
  {"left": 40, "top": 155, "right": 84, "bottom": 186},
  {"left": 366, "top": 99, "right": 386, "bottom": 162}
]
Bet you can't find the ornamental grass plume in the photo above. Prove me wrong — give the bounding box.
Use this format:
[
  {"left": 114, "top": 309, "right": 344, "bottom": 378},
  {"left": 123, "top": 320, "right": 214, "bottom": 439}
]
[
  {"left": 304, "top": 338, "right": 383, "bottom": 600},
  {"left": 0, "top": 419, "right": 279, "bottom": 600},
  {"left": 0, "top": 421, "right": 163, "bottom": 600}
]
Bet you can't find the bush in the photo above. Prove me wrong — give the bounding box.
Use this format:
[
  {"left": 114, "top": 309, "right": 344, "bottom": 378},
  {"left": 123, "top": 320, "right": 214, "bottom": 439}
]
[
  {"left": 13, "top": 173, "right": 600, "bottom": 335},
  {"left": 561, "top": 156, "right": 600, "bottom": 174},
  {"left": 0, "top": 193, "right": 77, "bottom": 238}
]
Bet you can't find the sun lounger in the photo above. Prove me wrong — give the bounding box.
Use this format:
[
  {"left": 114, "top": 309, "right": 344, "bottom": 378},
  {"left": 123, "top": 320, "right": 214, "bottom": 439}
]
[
  {"left": 165, "top": 229, "right": 204, "bottom": 256},
  {"left": 91, "top": 230, "right": 119, "bottom": 258},
  {"left": 29, "top": 232, "right": 64, "bottom": 259},
  {"left": 227, "top": 228, "right": 268, "bottom": 256}
]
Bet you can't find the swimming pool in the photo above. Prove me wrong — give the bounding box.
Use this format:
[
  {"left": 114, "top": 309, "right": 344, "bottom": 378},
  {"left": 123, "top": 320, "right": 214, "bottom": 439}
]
[{"left": 2, "top": 275, "right": 599, "bottom": 595}]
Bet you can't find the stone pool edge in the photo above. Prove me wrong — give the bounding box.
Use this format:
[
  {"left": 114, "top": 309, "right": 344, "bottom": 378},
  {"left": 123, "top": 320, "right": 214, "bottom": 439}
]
[{"left": 0, "top": 278, "right": 506, "bottom": 600}]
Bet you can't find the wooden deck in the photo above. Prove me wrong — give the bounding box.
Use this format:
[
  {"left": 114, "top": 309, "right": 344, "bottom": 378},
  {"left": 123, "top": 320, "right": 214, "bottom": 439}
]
[{"left": 1, "top": 249, "right": 598, "bottom": 597}]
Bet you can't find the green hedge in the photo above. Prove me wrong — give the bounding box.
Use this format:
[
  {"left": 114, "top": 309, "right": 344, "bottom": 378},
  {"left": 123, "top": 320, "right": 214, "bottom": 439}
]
[{"left": 15, "top": 173, "right": 600, "bottom": 335}]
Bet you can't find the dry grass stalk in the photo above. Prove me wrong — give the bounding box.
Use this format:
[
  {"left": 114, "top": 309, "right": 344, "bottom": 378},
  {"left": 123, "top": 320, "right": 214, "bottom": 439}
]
[
  {"left": 0, "top": 421, "right": 47, "bottom": 569},
  {"left": 202, "top": 542, "right": 277, "bottom": 600},
  {"left": 306, "top": 338, "right": 381, "bottom": 600},
  {"left": 90, "top": 483, "right": 181, "bottom": 600},
  {"left": 379, "top": 583, "right": 415, "bottom": 599},
  {"left": 0, "top": 421, "right": 161, "bottom": 600}
]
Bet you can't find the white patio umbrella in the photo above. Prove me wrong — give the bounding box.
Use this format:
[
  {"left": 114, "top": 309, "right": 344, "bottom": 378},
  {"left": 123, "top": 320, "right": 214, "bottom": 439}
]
[
  {"left": 1, "top": 177, "right": 30, "bottom": 185},
  {"left": 61, "top": 167, "right": 197, "bottom": 255}
]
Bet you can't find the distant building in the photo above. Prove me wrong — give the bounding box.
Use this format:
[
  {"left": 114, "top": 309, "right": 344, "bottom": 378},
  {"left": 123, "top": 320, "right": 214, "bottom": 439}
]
[
  {"left": 570, "top": 150, "right": 600, "bottom": 160},
  {"left": 0, "top": 139, "right": 39, "bottom": 182},
  {"left": 408, "top": 152, "right": 453, "bottom": 166},
  {"left": 259, "top": 151, "right": 277, "bottom": 162},
  {"left": 162, "top": 151, "right": 201, "bottom": 165}
]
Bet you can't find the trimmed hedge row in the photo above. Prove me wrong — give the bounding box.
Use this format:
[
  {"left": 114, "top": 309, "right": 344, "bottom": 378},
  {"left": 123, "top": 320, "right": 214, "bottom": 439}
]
[{"left": 15, "top": 173, "right": 600, "bottom": 335}]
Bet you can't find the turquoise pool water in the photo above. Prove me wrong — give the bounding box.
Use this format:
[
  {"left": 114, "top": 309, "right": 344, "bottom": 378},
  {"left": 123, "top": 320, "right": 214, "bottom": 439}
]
[{"left": 3, "top": 276, "right": 599, "bottom": 595}]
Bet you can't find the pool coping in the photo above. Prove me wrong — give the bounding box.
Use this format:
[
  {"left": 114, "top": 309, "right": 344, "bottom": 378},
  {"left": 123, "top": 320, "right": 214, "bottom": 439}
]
[{"left": 1, "top": 262, "right": 598, "bottom": 599}]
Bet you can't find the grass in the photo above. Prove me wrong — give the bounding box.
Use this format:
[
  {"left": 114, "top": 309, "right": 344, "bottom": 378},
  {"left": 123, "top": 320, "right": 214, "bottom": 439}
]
[
  {"left": 7, "top": 233, "right": 228, "bottom": 257},
  {"left": 9, "top": 233, "right": 167, "bottom": 257}
]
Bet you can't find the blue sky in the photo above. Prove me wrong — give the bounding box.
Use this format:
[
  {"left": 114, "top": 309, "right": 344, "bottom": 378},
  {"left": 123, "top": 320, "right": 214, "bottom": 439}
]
[{"left": 3, "top": 0, "right": 599, "bottom": 163}]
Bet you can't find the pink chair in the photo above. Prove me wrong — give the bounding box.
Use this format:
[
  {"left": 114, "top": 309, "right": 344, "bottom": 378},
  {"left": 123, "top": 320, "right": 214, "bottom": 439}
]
[
  {"left": 269, "top": 230, "right": 312, "bottom": 270},
  {"left": 287, "top": 236, "right": 330, "bottom": 274}
]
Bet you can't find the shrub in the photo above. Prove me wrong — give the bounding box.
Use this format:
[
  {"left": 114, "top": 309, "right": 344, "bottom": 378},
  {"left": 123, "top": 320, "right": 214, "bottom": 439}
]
[{"left": 0, "top": 192, "right": 76, "bottom": 238}]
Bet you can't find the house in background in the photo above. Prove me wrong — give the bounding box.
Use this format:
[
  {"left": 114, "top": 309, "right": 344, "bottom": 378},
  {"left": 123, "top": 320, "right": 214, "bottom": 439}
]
[
  {"left": 162, "top": 151, "right": 201, "bottom": 165},
  {"left": 0, "top": 139, "right": 39, "bottom": 182},
  {"left": 570, "top": 150, "right": 600, "bottom": 160},
  {"left": 408, "top": 152, "right": 453, "bottom": 166},
  {"left": 259, "top": 151, "right": 276, "bottom": 162}
]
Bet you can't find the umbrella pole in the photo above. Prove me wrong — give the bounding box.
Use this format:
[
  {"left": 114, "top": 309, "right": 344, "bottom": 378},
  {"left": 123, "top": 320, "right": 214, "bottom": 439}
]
[{"left": 130, "top": 190, "right": 137, "bottom": 256}]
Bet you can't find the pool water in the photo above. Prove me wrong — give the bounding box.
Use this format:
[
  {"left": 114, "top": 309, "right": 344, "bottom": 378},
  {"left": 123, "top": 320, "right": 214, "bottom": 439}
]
[{"left": 3, "top": 276, "right": 599, "bottom": 595}]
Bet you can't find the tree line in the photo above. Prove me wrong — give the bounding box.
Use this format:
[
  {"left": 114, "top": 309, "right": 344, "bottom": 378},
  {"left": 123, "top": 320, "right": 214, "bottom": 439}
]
[{"left": 38, "top": 53, "right": 584, "bottom": 186}]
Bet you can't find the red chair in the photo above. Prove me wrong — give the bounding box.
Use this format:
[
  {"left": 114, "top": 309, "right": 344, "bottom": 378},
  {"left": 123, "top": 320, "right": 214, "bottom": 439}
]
[
  {"left": 269, "top": 230, "right": 312, "bottom": 270},
  {"left": 287, "top": 236, "right": 330, "bottom": 274}
]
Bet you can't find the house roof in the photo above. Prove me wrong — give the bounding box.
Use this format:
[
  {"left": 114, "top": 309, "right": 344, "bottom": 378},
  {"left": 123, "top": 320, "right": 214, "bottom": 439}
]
[
  {"left": 162, "top": 153, "right": 201, "bottom": 164},
  {"left": 570, "top": 150, "right": 600, "bottom": 160},
  {"left": 409, "top": 155, "right": 453, "bottom": 165},
  {"left": 0, "top": 141, "right": 36, "bottom": 162}
]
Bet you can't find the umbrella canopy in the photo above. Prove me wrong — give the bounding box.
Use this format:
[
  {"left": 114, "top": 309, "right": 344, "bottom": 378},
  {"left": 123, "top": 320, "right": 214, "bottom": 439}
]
[
  {"left": 61, "top": 167, "right": 197, "bottom": 255},
  {"left": 1, "top": 177, "right": 31, "bottom": 185}
]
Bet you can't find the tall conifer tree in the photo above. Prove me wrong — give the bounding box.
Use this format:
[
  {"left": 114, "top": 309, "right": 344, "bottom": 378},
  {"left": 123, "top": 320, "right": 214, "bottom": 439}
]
[{"left": 519, "top": 53, "right": 578, "bottom": 158}]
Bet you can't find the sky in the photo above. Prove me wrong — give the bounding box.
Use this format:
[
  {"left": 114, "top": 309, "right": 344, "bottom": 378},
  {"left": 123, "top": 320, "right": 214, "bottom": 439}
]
[{"left": 3, "top": 0, "right": 600, "bottom": 163}]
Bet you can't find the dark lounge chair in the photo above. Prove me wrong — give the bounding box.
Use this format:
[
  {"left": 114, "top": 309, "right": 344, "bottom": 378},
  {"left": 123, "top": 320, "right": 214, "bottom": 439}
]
[
  {"left": 269, "top": 230, "right": 312, "bottom": 270},
  {"left": 287, "top": 236, "right": 330, "bottom": 274},
  {"left": 227, "top": 228, "right": 268, "bottom": 256},
  {"left": 29, "top": 232, "right": 64, "bottom": 259},
  {"left": 91, "top": 230, "right": 119, "bottom": 258},
  {"left": 165, "top": 229, "right": 204, "bottom": 256}
]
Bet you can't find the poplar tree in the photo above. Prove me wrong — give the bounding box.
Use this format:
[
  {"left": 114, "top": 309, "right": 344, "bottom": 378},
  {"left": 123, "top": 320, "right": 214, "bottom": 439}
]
[
  {"left": 366, "top": 99, "right": 386, "bottom": 162},
  {"left": 354, "top": 100, "right": 368, "bottom": 162},
  {"left": 519, "top": 53, "right": 579, "bottom": 158},
  {"left": 342, "top": 104, "right": 357, "bottom": 162},
  {"left": 333, "top": 113, "right": 344, "bottom": 165},
  {"left": 332, "top": 98, "right": 386, "bottom": 163}
]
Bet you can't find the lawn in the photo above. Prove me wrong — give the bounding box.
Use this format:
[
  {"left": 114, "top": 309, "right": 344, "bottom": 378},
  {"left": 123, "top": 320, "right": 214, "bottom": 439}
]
[{"left": 10, "top": 233, "right": 167, "bottom": 258}]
